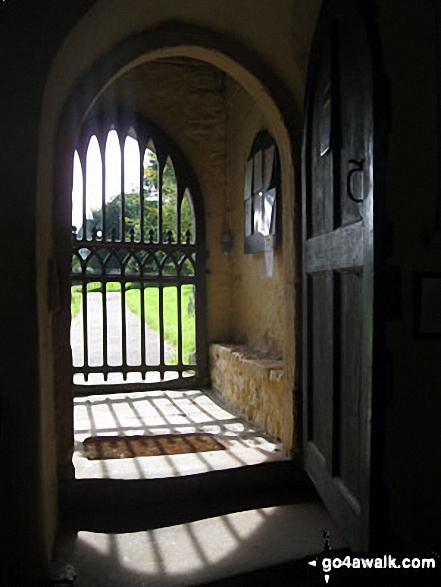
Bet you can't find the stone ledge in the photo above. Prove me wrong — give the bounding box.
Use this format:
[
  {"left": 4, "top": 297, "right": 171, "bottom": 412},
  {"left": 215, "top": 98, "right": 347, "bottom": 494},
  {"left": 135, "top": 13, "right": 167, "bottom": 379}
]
[
  {"left": 214, "top": 344, "right": 283, "bottom": 372},
  {"left": 209, "top": 343, "right": 284, "bottom": 443}
]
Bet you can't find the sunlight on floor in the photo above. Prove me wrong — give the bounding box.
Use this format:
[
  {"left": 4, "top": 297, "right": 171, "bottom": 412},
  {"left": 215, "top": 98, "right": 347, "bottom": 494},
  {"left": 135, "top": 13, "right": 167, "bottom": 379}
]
[
  {"left": 73, "top": 389, "right": 286, "bottom": 479},
  {"left": 60, "top": 504, "right": 346, "bottom": 587}
]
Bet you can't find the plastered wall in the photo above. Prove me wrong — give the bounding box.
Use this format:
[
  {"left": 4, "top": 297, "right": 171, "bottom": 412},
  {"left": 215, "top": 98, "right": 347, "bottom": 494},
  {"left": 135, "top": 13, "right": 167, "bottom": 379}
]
[
  {"left": 208, "top": 77, "right": 290, "bottom": 448},
  {"left": 226, "top": 78, "right": 285, "bottom": 356}
]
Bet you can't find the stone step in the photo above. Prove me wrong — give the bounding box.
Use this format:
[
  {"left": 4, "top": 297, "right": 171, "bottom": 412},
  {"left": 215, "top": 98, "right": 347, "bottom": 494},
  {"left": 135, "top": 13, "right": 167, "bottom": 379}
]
[
  {"left": 54, "top": 500, "right": 347, "bottom": 587},
  {"left": 60, "top": 461, "right": 314, "bottom": 514}
]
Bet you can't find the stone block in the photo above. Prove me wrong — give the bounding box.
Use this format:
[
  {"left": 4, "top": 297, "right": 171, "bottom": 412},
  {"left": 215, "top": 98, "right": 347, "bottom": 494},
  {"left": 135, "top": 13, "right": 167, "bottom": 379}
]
[{"left": 209, "top": 343, "right": 284, "bottom": 445}]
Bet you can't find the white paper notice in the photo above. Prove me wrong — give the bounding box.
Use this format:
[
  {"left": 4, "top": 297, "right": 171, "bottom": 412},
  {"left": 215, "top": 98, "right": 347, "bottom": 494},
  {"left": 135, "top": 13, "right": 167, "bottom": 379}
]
[{"left": 264, "top": 235, "right": 274, "bottom": 277}]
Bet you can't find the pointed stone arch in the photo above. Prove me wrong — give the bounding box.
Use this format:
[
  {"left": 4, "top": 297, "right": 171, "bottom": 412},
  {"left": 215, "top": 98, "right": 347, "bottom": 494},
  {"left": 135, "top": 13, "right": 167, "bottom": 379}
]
[{"left": 39, "top": 21, "right": 301, "bottom": 477}]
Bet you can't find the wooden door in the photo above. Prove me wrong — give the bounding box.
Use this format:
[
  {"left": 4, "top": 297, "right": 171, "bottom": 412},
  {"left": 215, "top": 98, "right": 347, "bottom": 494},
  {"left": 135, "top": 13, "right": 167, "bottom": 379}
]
[{"left": 302, "top": 0, "right": 375, "bottom": 550}]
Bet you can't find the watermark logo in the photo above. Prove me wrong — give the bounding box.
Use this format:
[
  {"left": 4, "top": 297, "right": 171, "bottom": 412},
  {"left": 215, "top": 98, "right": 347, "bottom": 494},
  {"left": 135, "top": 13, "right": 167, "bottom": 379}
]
[
  {"left": 307, "top": 530, "right": 332, "bottom": 583},
  {"left": 306, "top": 531, "right": 440, "bottom": 584}
]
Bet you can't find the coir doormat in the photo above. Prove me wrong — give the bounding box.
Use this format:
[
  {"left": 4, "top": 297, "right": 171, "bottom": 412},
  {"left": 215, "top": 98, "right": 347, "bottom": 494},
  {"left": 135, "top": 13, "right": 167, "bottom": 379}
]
[{"left": 83, "top": 434, "right": 226, "bottom": 460}]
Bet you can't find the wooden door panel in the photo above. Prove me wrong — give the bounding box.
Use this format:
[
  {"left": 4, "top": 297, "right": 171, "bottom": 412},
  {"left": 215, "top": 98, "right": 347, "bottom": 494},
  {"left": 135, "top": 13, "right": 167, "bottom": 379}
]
[
  {"left": 308, "top": 268, "right": 363, "bottom": 500},
  {"left": 310, "top": 153, "right": 334, "bottom": 237},
  {"left": 305, "top": 222, "right": 363, "bottom": 272},
  {"left": 304, "top": 438, "right": 362, "bottom": 549},
  {"left": 338, "top": 25, "right": 367, "bottom": 226},
  {"left": 308, "top": 271, "right": 334, "bottom": 466},
  {"left": 308, "top": 23, "right": 333, "bottom": 239},
  {"left": 302, "top": 0, "right": 374, "bottom": 550},
  {"left": 338, "top": 268, "right": 363, "bottom": 502}
]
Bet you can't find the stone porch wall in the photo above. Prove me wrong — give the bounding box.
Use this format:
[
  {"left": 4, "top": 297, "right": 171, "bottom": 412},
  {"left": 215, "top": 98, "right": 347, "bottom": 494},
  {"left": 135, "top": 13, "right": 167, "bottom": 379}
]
[{"left": 209, "top": 343, "right": 284, "bottom": 443}]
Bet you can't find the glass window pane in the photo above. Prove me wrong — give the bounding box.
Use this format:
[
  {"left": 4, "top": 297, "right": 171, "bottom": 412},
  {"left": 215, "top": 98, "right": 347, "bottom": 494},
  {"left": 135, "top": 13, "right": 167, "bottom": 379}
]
[{"left": 253, "top": 150, "right": 262, "bottom": 193}]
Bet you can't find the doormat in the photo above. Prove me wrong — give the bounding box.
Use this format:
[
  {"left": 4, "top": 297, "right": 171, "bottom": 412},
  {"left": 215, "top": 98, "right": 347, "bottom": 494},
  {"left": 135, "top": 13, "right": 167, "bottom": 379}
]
[{"left": 83, "top": 434, "right": 226, "bottom": 460}]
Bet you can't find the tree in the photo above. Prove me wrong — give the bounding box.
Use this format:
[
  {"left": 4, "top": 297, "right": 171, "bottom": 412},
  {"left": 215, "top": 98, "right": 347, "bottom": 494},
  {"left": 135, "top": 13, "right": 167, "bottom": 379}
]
[
  {"left": 80, "top": 154, "right": 195, "bottom": 277},
  {"left": 89, "top": 153, "right": 194, "bottom": 243}
]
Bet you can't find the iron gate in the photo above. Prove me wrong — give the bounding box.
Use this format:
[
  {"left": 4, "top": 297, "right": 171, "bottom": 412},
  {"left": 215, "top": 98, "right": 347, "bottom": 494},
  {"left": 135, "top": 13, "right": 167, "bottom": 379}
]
[{"left": 70, "top": 112, "right": 207, "bottom": 394}]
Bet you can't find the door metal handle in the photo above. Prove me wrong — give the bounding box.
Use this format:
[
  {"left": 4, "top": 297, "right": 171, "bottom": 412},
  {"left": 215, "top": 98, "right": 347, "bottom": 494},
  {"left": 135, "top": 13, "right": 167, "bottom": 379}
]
[{"left": 347, "top": 159, "right": 365, "bottom": 203}]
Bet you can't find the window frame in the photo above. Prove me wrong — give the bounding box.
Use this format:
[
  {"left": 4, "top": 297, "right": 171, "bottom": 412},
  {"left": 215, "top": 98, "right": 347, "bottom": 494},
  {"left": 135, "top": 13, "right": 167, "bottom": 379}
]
[{"left": 243, "top": 130, "right": 280, "bottom": 254}]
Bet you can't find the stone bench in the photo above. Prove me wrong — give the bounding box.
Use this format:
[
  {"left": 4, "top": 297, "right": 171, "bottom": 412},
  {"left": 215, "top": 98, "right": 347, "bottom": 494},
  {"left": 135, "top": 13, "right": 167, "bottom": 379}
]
[{"left": 209, "top": 343, "right": 284, "bottom": 441}]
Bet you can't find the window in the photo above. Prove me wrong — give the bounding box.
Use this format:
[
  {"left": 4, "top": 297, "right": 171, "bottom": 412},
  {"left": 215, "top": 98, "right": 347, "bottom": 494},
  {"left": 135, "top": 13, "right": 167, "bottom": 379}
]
[{"left": 244, "top": 131, "right": 279, "bottom": 253}]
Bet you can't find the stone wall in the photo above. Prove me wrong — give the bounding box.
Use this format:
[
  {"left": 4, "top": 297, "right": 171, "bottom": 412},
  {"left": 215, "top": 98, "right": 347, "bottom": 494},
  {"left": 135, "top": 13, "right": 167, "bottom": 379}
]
[{"left": 210, "top": 343, "right": 285, "bottom": 446}]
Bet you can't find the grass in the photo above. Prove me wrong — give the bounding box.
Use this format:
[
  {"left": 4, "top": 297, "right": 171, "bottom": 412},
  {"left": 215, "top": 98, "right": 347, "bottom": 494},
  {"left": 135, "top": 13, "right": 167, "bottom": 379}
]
[
  {"left": 71, "top": 288, "right": 82, "bottom": 319},
  {"left": 126, "top": 285, "right": 195, "bottom": 362},
  {"left": 70, "top": 282, "right": 196, "bottom": 362}
]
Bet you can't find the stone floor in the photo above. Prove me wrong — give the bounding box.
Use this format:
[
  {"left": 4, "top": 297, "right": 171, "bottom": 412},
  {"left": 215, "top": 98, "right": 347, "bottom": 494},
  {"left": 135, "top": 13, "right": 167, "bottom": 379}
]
[
  {"left": 57, "top": 387, "right": 349, "bottom": 586},
  {"left": 54, "top": 502, "right": 347, "bottom": 587},
  {"left": 73, "top": 388, "right": 286, "bottom": 479}
]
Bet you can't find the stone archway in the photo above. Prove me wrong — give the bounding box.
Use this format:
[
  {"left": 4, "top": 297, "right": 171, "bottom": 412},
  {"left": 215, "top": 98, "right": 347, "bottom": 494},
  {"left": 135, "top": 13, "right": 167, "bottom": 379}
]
[{"left": 38, "top": 22, "right": 303, "bottom": 480}]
